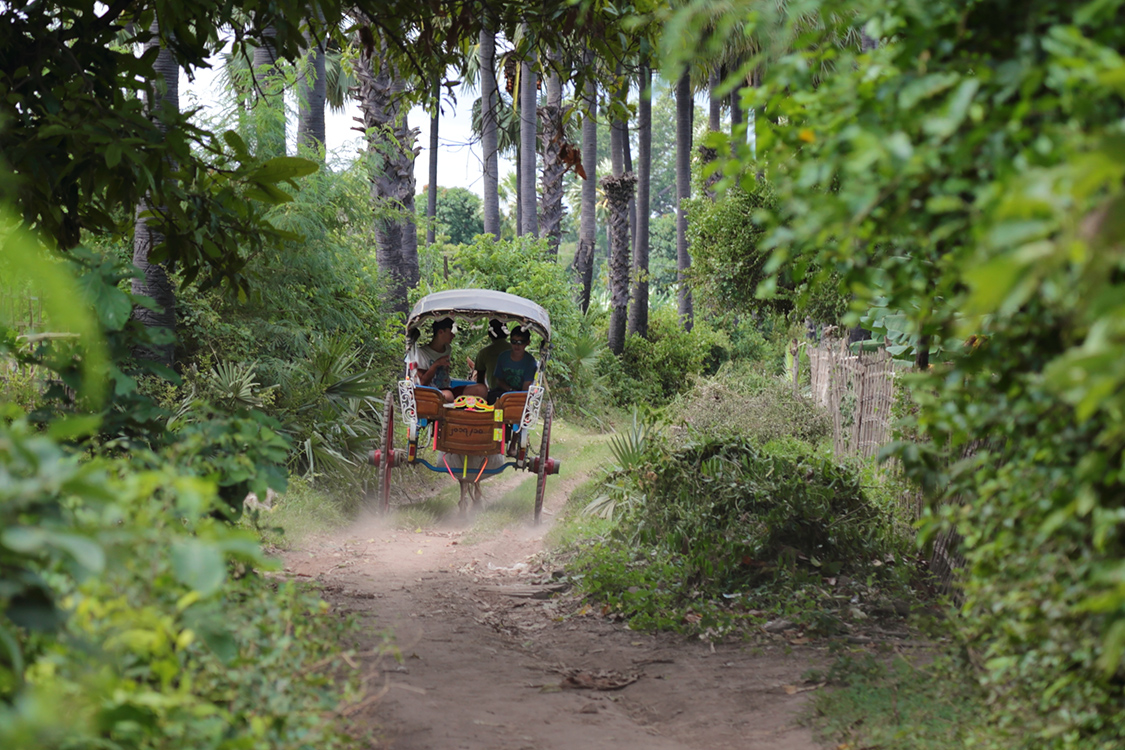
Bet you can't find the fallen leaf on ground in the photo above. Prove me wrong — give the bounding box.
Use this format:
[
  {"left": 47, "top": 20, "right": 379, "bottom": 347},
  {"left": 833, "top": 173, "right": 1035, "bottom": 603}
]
[
  {"left": 782, "top": 682, "right": 826, "bottom": 695},
  {"left": 554, "top": 667, "right": 640, "bottom": 691}
]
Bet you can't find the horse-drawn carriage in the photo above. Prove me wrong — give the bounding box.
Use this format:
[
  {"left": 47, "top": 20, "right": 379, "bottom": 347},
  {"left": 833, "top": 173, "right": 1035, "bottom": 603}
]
[{"left": 370, "top": 289, "right": 561, "bottom": 523}]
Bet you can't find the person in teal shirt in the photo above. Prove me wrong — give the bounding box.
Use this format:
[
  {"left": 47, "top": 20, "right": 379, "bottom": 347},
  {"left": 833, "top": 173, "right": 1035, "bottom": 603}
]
[{"left": 488, "top": 327, "right": 537, "bottom": 402}]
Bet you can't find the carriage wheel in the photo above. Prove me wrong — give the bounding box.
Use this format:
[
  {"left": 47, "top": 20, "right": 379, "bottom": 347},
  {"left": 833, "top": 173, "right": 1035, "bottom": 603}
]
[
  {"left": 380, "top": 392, "right": 395, "bottom": 513},
  {"left": 534, "top": 402, "right": 554, "bottom": 525}
]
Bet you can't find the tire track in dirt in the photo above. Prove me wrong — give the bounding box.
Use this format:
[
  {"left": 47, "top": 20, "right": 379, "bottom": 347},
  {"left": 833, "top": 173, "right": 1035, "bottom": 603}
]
[{"left": 282, "top": 438, "right": 829, "bottom": 749}]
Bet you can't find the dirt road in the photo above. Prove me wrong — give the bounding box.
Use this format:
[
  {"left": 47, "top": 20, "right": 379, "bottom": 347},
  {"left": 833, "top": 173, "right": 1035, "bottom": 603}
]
[{"left": 282, "top": 469, "right": 830, "bottom": 750}]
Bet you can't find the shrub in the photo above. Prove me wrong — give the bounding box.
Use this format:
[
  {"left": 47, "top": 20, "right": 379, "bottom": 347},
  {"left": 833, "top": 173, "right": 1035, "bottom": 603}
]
[
  {"left": 574, "top": 436, "right": 911, "bottom": 632},
  {"left": 0, "top": 419, "right": 367, "bottom": 749},
  {"left": 675, "top": 362, "right": 831, "bottom": 446},
  {"left": 603, "top": 305, "right": 731, "bottom": 406}
]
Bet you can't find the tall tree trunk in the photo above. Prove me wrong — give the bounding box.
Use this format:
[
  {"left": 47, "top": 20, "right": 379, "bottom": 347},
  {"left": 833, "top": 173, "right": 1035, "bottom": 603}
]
[
  {"left": 426, "top": 73, "right": 440, "bottom": 246},
  {"left": 480, "top": 25, "right": 500, "bottom": 238},
  {"left": 538, "top": 52, "right": 564, "bottom": 258},
  {"left": 609, "top": 80, "right": 625, "bottom": 263},
  {"left": 519, "top": 44, "right": 538, "bottom": 237},
  {"left": 603, "top": 173, "right": 636, "bottom": 355},
  {"left": 730, "top": 80, "right": 743, "bottom": 146},
  {"left": 575, "top": 61, "right": 597, "bottom": 313},
  {"left": 702, "top": 66, "right": 723, "bottom": 198},
  {"left": 296, "top": 13, "right": 326, "bottom": 155},
  {"left": 132, "top": 19, "right": 178, "bottom": 367},
  {"left": 675, "top": 71, "right": 694, "bottom": 330},
  {"left": 515, "top": 143, "right": 523, "bottom": 236},
  {"left": 628, "top": 63, "right": 652, "bottom": 339},
  {"left": 709, "top": 67, "right": 722, "bottom": 132},
  {"left": 622, "top": 115, "right": 636, "bottom": 265},
  {"left": 355, "top": 26, "right": 419, "bottom": 313},
  {"left": 253, "top": 24, "right": 285, "bottom": 157}
]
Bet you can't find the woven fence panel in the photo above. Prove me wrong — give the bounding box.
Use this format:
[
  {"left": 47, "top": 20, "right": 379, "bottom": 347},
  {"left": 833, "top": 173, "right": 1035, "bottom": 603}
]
[{"left": 808, "top": 339, "right": 962, "bottom": 593}]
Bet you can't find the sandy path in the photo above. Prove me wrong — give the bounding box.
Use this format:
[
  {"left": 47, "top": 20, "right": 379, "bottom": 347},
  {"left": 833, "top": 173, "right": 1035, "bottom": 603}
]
[{"left": 282, "top": 462, "right": 829, "bottom": 749}]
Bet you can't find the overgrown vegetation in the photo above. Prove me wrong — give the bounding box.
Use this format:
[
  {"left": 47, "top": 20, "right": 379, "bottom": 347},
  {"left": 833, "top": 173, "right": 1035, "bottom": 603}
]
[
  {"left": 568, "top": 388, "right": 917, "bottom": 637},
  {"left": 809, "top": 653, "right": 982, "bottom": 750}
]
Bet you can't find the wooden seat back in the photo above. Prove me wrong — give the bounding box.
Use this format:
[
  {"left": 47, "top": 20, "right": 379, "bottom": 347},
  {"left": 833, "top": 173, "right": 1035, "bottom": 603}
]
[
  {"left": 414, "top": 387, "right": 446, "bottom": 421},
  {"left": 494, "top": 391, "right": 528, "bottom": 424},
  {"left": 436, "top": 408, "right": 502, "bottom": 456}
]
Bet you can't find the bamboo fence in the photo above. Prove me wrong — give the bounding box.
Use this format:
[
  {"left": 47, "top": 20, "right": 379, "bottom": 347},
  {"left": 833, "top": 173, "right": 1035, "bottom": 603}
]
[
  {"left": 806, "top": 338, "right": 966, "bottom": 594},
  {"left": 807, "top": 339, "right": 896, "bottom": 460}
]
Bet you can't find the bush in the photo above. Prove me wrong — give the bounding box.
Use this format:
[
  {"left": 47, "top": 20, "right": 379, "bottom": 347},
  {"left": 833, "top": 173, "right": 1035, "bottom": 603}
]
[
  {"left": 675, "top": 362, "right": 831, "bottom": 446},
  {"left": 574, "top": 435, "right": 911, "bottom": 633},
  {"left": 0, "top": 419, "right": 367, "bottom": 749},
  {"left": 602, "top": 305, "right": 730, "bottom": 406}
]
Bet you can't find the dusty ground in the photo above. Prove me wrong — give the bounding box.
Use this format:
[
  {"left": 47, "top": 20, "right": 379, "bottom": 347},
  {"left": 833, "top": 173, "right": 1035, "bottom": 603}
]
[{"left": 282, "top": 466, "right": 835, "bottom": 750}]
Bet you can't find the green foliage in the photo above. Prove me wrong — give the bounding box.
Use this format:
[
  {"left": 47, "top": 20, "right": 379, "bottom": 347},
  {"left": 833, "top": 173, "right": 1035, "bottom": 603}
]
[
  {"left": 685, "top": 179, "right": 780, "bottom": 315},
  {"left": 686, "top": 177, "right": 848, "bottom": 324},
  {"left": 0, "top": 419, "right": 366, "bottom": 749},
  {"left": 601, "top": 305, "right": 730, "bottom": 405},
  {"left": 573, "top": 435, "right": 912, "bottom": 635},
  {"left": 675, "top": 363, "right": 831, "bottom": 446},
  {"left": 812, "top": 654, "right": 983, "bottom": 750},
  {"left": 667, "top": 0, "right": 1125, "bottom": 744},
  {"left": 416, "top": 187, "right": 483, "bottom": 245}
]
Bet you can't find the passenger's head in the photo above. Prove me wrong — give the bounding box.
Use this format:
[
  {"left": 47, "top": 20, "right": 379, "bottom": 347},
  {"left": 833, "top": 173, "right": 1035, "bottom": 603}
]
[
  {"left": 431, "top": 317, "right": 456, "bottom": 342},
  {"left": 488, "top": 319, "right": 508, "bottom": 341},
  {"left": 509, "top": 326, "right": 531, "bottom": 350}
]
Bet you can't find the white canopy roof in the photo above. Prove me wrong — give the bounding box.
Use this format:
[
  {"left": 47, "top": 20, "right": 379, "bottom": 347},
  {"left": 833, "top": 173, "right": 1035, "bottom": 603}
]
[{"left": 406, "top": 289, "right": 552, "bottom": 342}]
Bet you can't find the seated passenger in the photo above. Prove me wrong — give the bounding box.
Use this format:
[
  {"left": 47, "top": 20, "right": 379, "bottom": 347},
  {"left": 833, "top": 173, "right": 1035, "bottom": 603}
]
[
  {"left": 473, "top": 319, "right": 511, "bottom": 390},
  {"left": 408, "top": 318, "right": 488, "bottom": 403},
  {"left": 487, "top": 327, "right": 537, "bottom": 403}
]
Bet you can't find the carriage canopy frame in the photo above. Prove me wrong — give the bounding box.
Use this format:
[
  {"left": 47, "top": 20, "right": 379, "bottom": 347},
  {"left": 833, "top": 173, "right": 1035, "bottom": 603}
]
[{"left": 405, "top": 289, "right": 552, "bottom": 343}]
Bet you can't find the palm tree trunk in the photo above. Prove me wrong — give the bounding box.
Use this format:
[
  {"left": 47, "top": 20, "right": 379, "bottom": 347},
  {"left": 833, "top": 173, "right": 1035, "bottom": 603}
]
[
  {"left": 131, "top": 19, "right": 178, "bottom": 367},
  {"left": 603, "top": 173, "right": 636, "bottom": 355},
  {"left": 709, "top": 67, "right": 722, "bottom": 132},
  {"left": 253, "top": 24, "right": 285, "bottom": 157},
  {"left": 355, "top": 26, "right": 419, "bottom": 313},
  {"left": 515, "top": 143, "right": 523, "bottom": 236},
  {"left": 575, "top": 63, "right": 597, "bottom": 313},
  {"left": 622, "top": 117, "right": 636, "bottom": 264},
  {"left": 730, "top": 83, "right": 743, "bottom": 144},
  {"left": 480, "top": 25, "right": 501, "bottom": 238},
  {"left": 538, "top": 53, "right": 564, "bottom": 258},
  {"left": 703, "top": 66, "right": 723, "bottom": 198},
  {"left": 519, "top": 45, "right": 538, "bottom": 237},
  {"left": 296, "top": 13, "right": 326, "bottom": 155},
  {"left": 675, "top": 71, "right": 694, "bottom": 331},
  {"left": 610, "top": 80, "right": 625, "bottom": 263},
  {"left": 628, "top": 63, "right": 652, "bottom": 339},
  {"left": 426, "top": 74, "right": 440, "bottom": 246}
]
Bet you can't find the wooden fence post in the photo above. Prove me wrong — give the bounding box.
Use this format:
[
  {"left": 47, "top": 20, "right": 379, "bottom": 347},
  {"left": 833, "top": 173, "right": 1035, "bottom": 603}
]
[{"left": 790, "top": 338, "right": 799, "bottom": 397}]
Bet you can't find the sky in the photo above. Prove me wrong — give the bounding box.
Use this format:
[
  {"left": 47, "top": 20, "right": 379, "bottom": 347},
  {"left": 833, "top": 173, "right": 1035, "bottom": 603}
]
[{"left": 181, "top": 65, "right": 514, "bottom": 198}]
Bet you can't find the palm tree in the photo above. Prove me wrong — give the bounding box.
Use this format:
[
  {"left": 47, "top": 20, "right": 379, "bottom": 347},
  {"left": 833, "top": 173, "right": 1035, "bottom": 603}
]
[
  {"left": 425, "top": 73, "right": 441, "bottom": 246},
  {"left": 252, "top": 23, "right": 285, "bottom": 157},
  {"left": 480, "top": 23, "right": 501, "bottom": 238},
  {"left": 603, "top": 172, "right": 636, "bottom": 355},
  {"left": 296, "top": 11, "right": 327, "bottom": 155},
  {"left": 519, "top": 39, "right": 538, "bottom": 237},
  {"left": 674, "top": 70, "right": 694, "bottom": 330},
  {"left": 628, "top": 62, "right": 652, "bottom": 338},
  {"left": 575, "top": 52, "right": 598, "bottom": 312},
  {"left": 132, "top": 18, "right": 178, "bottom": 366},
  {"left": 538, "top": 50, "right": 565, "bottom": 257},
  {"left": 354, "top": 25, "right": 419, "bottom": 314}
]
